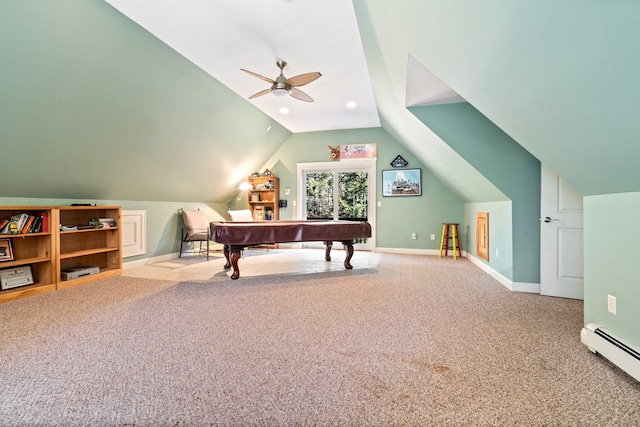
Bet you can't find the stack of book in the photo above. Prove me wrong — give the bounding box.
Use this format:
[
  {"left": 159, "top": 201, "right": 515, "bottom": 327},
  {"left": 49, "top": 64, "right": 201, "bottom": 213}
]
[{"left": 0, "top": 212, "right": 49, "bottom": 235}]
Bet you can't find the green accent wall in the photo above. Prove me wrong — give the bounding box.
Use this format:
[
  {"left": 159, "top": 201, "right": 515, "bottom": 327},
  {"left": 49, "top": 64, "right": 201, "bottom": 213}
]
[
  {"left": 584, "top": 193, "right": 640, "bottom": 348},
  {"left": 465, "top": 202, "right": 513, "bottom": 281},
  {"left": 260, "top": 128, "right": 464, "bottom": 250},
  {"left": 0, "top": 1, "right": 290, "bottom": 203},
  {"left": 0, "top": 197, "right": 229, "bottom": 262},
  {"left": 409, "top": 103, "right": 540, "bottom": 284}
]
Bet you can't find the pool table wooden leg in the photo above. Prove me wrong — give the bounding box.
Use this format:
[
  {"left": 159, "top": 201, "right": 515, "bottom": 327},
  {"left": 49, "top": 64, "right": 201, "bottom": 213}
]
[
  {"left": 230, "top": 249, "right": 242, "bottom": 280},
  {"left": 223, "top": 244, "right": 231, "bottom": 269},
  {"left": 223, "top": 244, "right": 242, "bottom": 279},
  {"left": 343, "top": 242, "right": 354, "bottom": 269},
  {"left": 324, "top": 241, "right": 332, "bottom": 261}
]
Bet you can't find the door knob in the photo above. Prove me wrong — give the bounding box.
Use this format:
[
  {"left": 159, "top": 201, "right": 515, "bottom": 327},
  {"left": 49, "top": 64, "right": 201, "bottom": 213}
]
[{"left": 541, "top": 216, "right": 559, "bottom": 223}]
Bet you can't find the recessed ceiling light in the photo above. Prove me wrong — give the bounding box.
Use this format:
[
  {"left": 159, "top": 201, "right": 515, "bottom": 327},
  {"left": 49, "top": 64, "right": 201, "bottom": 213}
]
[
  {"left": 346, "top": 101, "right": 357, "bottom": 109},
  {"left": 279, "top": 107, "right": 290, "bottom": 114}
]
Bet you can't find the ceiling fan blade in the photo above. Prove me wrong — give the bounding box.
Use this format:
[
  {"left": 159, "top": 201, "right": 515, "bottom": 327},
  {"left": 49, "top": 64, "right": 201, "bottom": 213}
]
[
  {"left": 290, "top": 88, "right": 314, "bottom": 102},
  {"left": 241, "top": 69, "right": 276, "bottom": 84},
  {"left": 285, "top": 72, "right": 322, "bottom": 87},
  {"left": 248, "top": 88, "right": 273, "bottom": 99}
]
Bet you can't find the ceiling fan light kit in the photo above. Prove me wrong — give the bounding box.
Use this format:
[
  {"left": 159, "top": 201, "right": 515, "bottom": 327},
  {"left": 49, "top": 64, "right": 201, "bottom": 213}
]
[
  {"left": 273, "top": 88, "right": 291, "bottom": 97},
  {"left": 242, "top": 60, "right": 321, "bottom": 102}
]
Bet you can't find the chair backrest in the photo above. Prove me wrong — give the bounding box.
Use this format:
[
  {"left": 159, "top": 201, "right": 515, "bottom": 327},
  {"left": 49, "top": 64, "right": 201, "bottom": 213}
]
[
  {"left": 227, "top": 209, "right": 254, "bottom": 222},
  {"left": 181, "top": 209, "right": 209, "bottom": 238}
]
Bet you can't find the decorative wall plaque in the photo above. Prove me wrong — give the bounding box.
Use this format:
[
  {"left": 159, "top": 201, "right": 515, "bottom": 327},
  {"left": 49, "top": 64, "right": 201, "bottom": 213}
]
[{"left": 390, "top": 155, "right": 408, "bottom": 168}]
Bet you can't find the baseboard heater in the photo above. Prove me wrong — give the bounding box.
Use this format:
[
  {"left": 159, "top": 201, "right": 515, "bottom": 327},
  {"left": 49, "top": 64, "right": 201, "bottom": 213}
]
[{"left": 581, "top": 323, "right": 640, "bottom": 382}]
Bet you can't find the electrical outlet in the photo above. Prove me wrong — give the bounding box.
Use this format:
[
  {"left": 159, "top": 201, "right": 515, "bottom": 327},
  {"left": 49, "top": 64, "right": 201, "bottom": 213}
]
[
  {"left": 608, "top": 295, "right": 617, "bottom": 315},
  {"left": 377, "top": 201, "right": 381, "bottom": 207},
  {"left": 430, "top": 234, "right": 435, "bottom": 240},
  {"left": 496, "top": 248, "right": 499, "bottom": 258},
  {"left": 412, "top": 232, "right": 417, "bottom": 240}
]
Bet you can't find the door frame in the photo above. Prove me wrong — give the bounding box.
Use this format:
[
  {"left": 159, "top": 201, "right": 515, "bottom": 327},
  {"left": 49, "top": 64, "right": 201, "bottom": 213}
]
[{"left": 297, "top": 159, "right": 376, "bottom": 250}]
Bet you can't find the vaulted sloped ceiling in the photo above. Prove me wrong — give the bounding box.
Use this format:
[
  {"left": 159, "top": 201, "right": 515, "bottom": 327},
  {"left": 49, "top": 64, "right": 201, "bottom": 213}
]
[
  {"left": 2, "top": 1, "right": 638, "bottom": 205},
  {"left": 354, "top": 0, "right": 640, "bottom": 197},
  {"left": 0, "top": 1, "right": 291, "bottom": 203}
]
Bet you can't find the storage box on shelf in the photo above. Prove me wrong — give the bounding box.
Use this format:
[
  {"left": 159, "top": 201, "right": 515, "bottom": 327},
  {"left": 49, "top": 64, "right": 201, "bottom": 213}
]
[
  {"left": 56, "top": 206, "right": 122, "bottom": 289},
  {"left": 247, "top": 173, "right": 280, "bottom": 221},
  {"left": 0, "top": 207, "right": 55, "bottom": 303}
]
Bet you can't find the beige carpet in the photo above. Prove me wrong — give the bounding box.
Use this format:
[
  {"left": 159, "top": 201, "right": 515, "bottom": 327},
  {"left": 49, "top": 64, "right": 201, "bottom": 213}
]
[{"left": 0, "top": 251, "right": 638, "bottom": 426}]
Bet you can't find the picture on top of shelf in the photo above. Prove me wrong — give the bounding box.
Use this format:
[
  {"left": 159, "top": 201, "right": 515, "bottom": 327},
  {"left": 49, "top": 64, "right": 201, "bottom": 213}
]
[{"left": 0, "top": 239, "right": 13, "bottom": 262}]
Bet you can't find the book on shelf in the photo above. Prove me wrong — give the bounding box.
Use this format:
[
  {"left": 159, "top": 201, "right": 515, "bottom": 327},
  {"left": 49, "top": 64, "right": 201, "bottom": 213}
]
[
  {"left": 22, "top": 215, "right": 35, "bottom": 234},
  {"left": 37, "top": 211, "right": 49, "bottom": 233},
  {"left": 0, "top": 218, "right": 8, "bottom": 234},
  {"left": 28, "top": 216, "right": 42, "bottom": 233},
  {"left": 265, "top": 208, "right": 274, "bottom": 220},
  {"left": 0, "top": 212, "right": 50, "bottom": 234},
  {"left": 0, "top": 214, "right": 29, "bottom": 234},
  {"left": 252, "top": 206, "right": 265, "bottom": 220}
]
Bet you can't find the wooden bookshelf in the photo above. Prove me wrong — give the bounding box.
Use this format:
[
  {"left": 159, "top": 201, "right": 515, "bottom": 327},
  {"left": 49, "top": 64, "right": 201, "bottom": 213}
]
[
  {"left": 0, "top": 207, "right": 56, "bottom": 303},
  {"left": 247, "top": 173, "right": 280, "bottom": 221},
  {"left": 56, "top": 206, "right": 122, "bottom": 290},
  {"left": 0, "top": 205, "right": 123, "bottom": 303}
]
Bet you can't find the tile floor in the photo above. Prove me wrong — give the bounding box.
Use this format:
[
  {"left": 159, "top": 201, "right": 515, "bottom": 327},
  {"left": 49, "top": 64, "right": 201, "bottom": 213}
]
[{"left": 123, "top": 247, "right": 381, "bottom": 282}]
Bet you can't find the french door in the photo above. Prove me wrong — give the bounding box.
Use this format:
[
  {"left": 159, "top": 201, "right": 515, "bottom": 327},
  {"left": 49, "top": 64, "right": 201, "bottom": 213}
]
[{"left": 297, "top": 160, "right": 375, "bottom": 250}]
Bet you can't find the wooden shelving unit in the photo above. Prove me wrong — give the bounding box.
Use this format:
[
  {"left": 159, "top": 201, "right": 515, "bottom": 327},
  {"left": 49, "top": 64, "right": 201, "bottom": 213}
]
[
  {"left": 0, "top": 205, "right": 123, "bottom": 303},
  {"left": 247, "top": 173, "right": 280, "bottom": 221},
  {"left": 0, "top": 206, "right": 56, "bottom": 303},
  {"left": 56, "top": 206, "right": 122, "bottom": 290}
]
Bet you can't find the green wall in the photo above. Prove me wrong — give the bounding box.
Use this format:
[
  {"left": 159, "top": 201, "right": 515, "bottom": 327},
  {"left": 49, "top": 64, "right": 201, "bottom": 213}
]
[
  {"left": 261, "top": 127, "right": 464, "bottom": 250},
  {"left": 0, "top": 197, "right": 230, "bottom": 263},
  {"left": 1, "top": 127, "right": 465, "bottom": 263},
  {"left": 409, "top": 103, "right": 540, "bottom": 284},
  {"left": 0, "top": 0, "right": 290, "bottom": 204},
  {"left": 584, "top": 192, "right": 640, "bottom": 348},
  {"left": 465, "top": 201, "right": 513, "bottom": 281}
]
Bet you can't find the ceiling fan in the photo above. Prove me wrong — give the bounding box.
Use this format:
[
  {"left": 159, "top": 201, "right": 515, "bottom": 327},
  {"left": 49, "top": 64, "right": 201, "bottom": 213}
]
[{"left": 241, "top": 60, "right": 322, "bottom": 102}]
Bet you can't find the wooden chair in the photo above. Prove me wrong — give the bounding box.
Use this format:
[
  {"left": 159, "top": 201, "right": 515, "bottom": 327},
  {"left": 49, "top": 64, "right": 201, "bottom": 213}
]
[{"left": 179, "top": 209, "right": 211, "bottom": 260}]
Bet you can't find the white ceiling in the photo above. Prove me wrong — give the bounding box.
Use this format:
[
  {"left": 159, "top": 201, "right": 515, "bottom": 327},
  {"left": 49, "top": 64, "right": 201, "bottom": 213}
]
[{"left": 105, "top": 0, "right": 381, "bottom": 133}]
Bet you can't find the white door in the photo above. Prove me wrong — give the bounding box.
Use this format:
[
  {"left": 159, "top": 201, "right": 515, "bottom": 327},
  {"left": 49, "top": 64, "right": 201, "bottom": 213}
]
[{"left": 540, "top": 164, "right": 584, "bottom": 299}]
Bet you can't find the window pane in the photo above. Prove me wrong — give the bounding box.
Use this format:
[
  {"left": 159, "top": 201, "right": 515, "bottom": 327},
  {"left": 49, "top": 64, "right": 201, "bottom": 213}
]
[
  {"left": 306, "top": 172, "right": 334, "bottom": 219},
  {"left": 338, "top": 172, "right": 368, "bottom": 221}
]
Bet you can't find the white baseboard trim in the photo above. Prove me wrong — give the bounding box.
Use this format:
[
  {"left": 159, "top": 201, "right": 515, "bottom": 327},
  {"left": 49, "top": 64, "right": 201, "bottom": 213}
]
[
  {"left": 466, "top": 254, "right": 540, "bottom": 294},
  {"left": 123, "top": 248, "right": 223, "bottom": 270},
  {"left": 511, "top": 281, "right": 541, "bottom": 294},
  {"left": 375, "top": 247, "right": 450, "bottom": 256},
  {"left": 123, "top": 253, "right": 178, "bottom": 270}
]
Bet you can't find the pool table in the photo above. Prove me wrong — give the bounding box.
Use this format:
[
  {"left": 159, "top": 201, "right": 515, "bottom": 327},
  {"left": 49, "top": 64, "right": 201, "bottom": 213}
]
[{"left": 210, "top": 220, "right": 372, "bottom": 279}]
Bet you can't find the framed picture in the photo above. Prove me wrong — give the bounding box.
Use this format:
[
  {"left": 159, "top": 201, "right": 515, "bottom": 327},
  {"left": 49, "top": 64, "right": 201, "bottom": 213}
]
[
  {"left": 0, "top": 239, "right": 13, "bottom": 262},
  {"left": 340, "top": 143, "right": 377, "bottom": 160},
  {"left": 0, "top": 266, "right": 34, "bottom": 290},
  {"left": 382, "top": 169, "right": 422, "bottom": 197}
]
